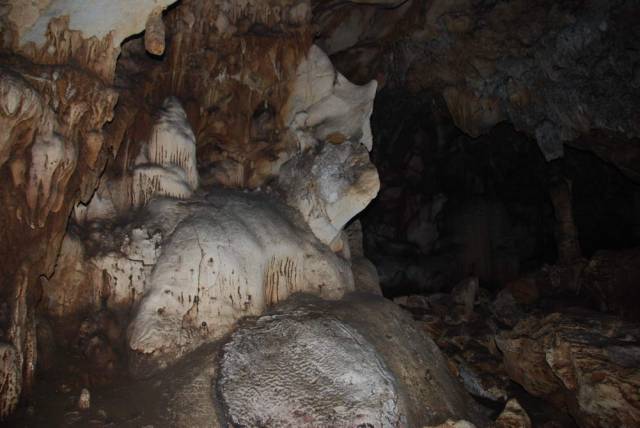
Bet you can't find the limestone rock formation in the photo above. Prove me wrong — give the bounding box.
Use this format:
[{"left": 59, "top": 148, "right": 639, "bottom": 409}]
[
  {"left": 345, "top": 220, "right": 382, "bottom": 294},
  {"left": 48, "top": 189, "right": 355, "bottom": 375},
  {"left": 426, "top": 399, "right": 531, "bottom": 428},
  {"left": 496, "top": 310, "right": 640, "bottom": 427},
  {"left": 218, "top": 293, "right": 487, "bottom": 427},
  {"left": 37, "top": 38, "right": 380, "bottom": 389},
  {"left": 494, "top": 399, "right": 531, "bottom": 428},
  {"left": 314, "top": 0, "right": 640, "bottom": 178},
  {"left": 76, "top": 96, "right": 199, "bottom": 224},
  {"left": 220, "top": 314, "right": 404, "bottom": 426},
  {"left": 2, "top": 0, "right": 177, "bottom": 80},
  {"left": 128, "top": 191, "right": 354, "bottom": 374},
  {"left": 278, "top": 45, "right": 380, "bottom": 246},
  {"left": 0, "top": 1, "right": 177, "bottom": 411},
  {"left": 278, "top": 139, "right": 380, "bottom": 246},
  {"left": 401, "top": 285, "right": 513, "bottom": 404},
  {"left": 131, "top": 96, "right": 199, "bottom": 208},
  {"left": 0, "top": 344, "right": 20, "bottom": 419},
  {"left": 2, "top": 0, "right": 636, "bottom": 423}
]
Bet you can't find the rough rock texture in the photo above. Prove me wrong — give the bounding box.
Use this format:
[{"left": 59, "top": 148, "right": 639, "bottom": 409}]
[
  {"left": 0, "top": 0, "right": 187, "bottom": 411},
  {"left": 278, "top": 140, "right": 380, "bottom": 246},
  {"left": 400, "top": 285, "right": 513, "bottom": 404},
  {"left": 314, "top": 0, "right": 640, "bottom": 178},
  {"left": 2, "top": 0, "right": 177, "bottom": 80},
  {"left": 46, "top": 189, "right": 355, "bottom": 375},
  {"left": 76, "top": 96, "right": 199, "bottom": 224},
  {"left": 221, "top": 315, "right": 404, "bottom": 426},
  {"left": 110, "top": 0, "right": 315, "bottom": 192},
  {"left": 427, "top": 399, "right": 531, "bottom": 428},
  {"left": 219, "top": 293, "right": 487, "bottom": 427},
  {"left": 494, "top": 399, "right": 531, "bottom": 428},
  {"left": 278, "top": 45, "right": 380, "bottom": 246},
  {"left": 27, "top": 12, "right": 380, "bottom": 393},
  {"left": 0, "top": 344, "right": 20, "bottom": 419},
  {"left": 496, "top": 310, "right": 640, "bottom": 428}
]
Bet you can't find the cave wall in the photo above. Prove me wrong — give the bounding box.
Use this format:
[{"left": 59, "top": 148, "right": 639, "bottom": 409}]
[
  {"left": 1, "top": 0, "right": 639, "bottom": 420},
  {"left": 313, "top": 0, "right": 640, "bottom": 179},
  {"left": 363, "top": 88, "right": 640, "bottom": 296},
  {"left": 0, "top": 0, "right": 323, "bottom": 415}
]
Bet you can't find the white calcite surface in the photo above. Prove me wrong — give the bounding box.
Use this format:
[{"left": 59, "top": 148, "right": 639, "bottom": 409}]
[
  {"left": 145, "top": 97, "right": 198, "bottom": 190},
  {"left": 125, "top": 190, "right": 354, "bottom": 373},
  {"left": 50, "top": 189, "right": 355, "bottom": 374},
  {"left": 12, "top": 0, "right": 176, "bottom": 48},
  {"left": 220, "top": 315, "right": 404, "bottom": 427},
  {"left": 44, "top": 225, "right": 157, "bottom": 319},
  {"left": 284, "top": 45, "right": 377, "bottom": 151},
  {"left": 132, "top": 96, "right": 198, "bottom": 208},
  {"left": 279, "top": 45, "right": 380, "bottom": 246},
  {"left": 278, "top": 141, "right": 379, "bottom": 246}
]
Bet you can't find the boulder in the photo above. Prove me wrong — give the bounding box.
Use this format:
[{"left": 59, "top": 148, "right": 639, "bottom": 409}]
[
  {"left": 496, "top": 310, "right": 640, "bottom": 427},
  {"left": 218, "top": 293, "right": 487, "bottom": 427}
]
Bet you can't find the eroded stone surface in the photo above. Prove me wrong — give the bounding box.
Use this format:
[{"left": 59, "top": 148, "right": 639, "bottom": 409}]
[
  {"left": 496, "top": 310, "right": 640, "bottom": 428},
  {"left": 0, "top": 344, "right": 20, "bottom": 419},
  {"left": 219, "top": 293, "right": 487, "bottom": 427},
  {"left": 125, "top": 191, "right": 354, "bottom": 374},
  {"left": 220, "top": 315, "right": 404, "bottom": 426},
  {"left": 278, "top": 45, "right": 380, "bottom": 246}
]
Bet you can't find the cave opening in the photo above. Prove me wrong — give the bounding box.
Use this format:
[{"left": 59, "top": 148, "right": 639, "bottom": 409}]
[
  {"left": 1, "top": 1, "right": 640, "bottom": 427},
  {"left": 359, "top": 88, "right": 640, "bottom": 299}
]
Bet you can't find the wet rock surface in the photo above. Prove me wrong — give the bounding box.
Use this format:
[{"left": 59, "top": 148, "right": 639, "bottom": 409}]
[{"left": 396, "top": 264, "right": 640, "bottom": 428}]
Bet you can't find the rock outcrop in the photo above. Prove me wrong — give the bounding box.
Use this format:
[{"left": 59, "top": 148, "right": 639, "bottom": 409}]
[
  {"left": 496, "top": 310, "right": 640, "bottom": 427},
  {"left": 47, "top": 189, "right": 356, "bottom": 376},
  {"left": 278, "top": 45, "right": 380, "bottom": 246},
  {"left": 313, "top": 0, "right": 640, "bottom": 178},
  {"left": 127, "top": 191, "right": 354, "bottom": 374},
  {"left": 219, "top": 293, "right": 487, "bottom": 427}
]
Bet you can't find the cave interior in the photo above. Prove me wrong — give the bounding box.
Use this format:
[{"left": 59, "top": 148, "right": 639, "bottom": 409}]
[{"left": 1, "top": 0, "right": 640, "bottom": 427}]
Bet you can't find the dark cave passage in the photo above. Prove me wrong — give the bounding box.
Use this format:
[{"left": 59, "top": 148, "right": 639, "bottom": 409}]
[{"left": 360, "top": 89, "right": 640, "bottom": 300}]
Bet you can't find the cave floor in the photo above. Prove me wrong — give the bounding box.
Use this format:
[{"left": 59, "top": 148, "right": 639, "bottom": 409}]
[{"left": 5, "top": 341, "right": 225, "bottom": 428}]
